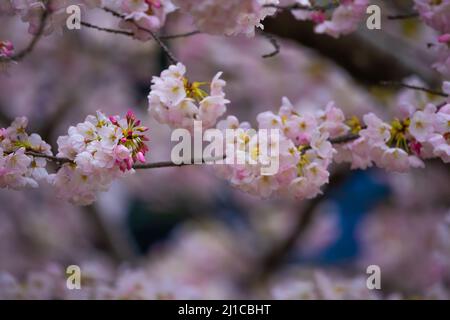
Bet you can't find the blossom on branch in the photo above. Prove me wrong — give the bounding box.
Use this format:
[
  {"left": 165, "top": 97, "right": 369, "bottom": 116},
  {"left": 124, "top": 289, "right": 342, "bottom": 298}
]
[
  {"left": 106, "top": 0, "right": 176, "bottom": 40},
  {"left": 291, "top": 0, "right": 369, "bottom": 38},
  {"left": 0, "top": 117, "right": 52, "bottom": 189},
  {"left": 415, "top": 0, "right": 450, "bottom": 34},
  {"left": 52, "top": 110, "right": 148, "bottom": 205},
  {"left": 148, "top": 63, "right": 229, "bottom": 131},
  {"left": 172, "top": 0, "right": 279, "bottom": 37}
]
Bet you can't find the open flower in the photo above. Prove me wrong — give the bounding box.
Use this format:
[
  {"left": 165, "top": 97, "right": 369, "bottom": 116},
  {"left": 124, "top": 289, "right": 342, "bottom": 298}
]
[
  {"left": 53, "top": 110, "right": 149, "bottom": 205},
  {"left": 148, "top": 63, "right": 229, "bottom": 131}
]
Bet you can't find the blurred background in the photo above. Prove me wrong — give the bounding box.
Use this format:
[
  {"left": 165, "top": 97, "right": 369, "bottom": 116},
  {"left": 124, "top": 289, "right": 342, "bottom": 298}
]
[{"left": 1, "top": 0, "right": 450, "bottom": 299}]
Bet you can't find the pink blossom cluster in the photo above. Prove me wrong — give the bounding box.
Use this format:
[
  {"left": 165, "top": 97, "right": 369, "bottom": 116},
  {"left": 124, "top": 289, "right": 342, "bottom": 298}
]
[
  {"left": 1, "top": 0, "right": 175, "bottom": 38},
  {"left": 52, "top": 110, "right": 148, "bottom": 205},
  {"left": 148, "top": 62, "right": 229, "bottom": 131},
  {"left": 432, "top": 34, "right": 450, "bottom": 76},
  {"left": 414, "top": 0, "right": 450, "bottom": 34},
  {"left": 148, "top": 64, "right": 450, "bottom": 199},
  {"left": 172, "top": 0, "right": 279, "bottom": 37},
  {"left": 215, "top": 98, "right": 347, "bottom": 199},
  {"left": 105, "top": 0, "right": 176, "bottom": 40},
  {"left": 271, "top": 270, "right": 380, "bottom": 299},
  {"left": 291, "top": 0, "right": 369, "bottom": 38},
  {"left": 338, "top": 92, "right": 450, "bottom": 172},
  {"left": 0, "top": 40, "right": 14, "bottom": 58},
  {"left": 1, "top": 1, "right": 95, "bottom": 35},
  {"left": 0, "top": 117, "right": 52, "bottom": 189}
]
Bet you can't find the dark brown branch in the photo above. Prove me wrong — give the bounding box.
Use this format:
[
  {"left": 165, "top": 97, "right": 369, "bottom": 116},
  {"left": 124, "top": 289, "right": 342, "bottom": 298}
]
[
  {"left": 244, "top": 171, "right": 347, "bottom": 288},
  {"left": 24, "top": 151, "right": 73, "bottom": 164},
  {"left": 81, "top": 21, "right": 134, "bottom": 36},
  {"left": 264, "top": 12, "right": 440, "bottom": 86},
  {"left": 387, "top": 12, "right": 419, "bottom": 20},
  {"left": 380, "top": 81, "right": 449, "bottom": 98},
  {"left": 160, "top": 30, "right": 201, "bottom": 40},
  {"left": 259, "top": 31, "right": 280, "bottom": 58},
  {"left": 81, "top": 21, "right": 200, "bottom": 40},
  {"left": 245, "top": 187, "right": 328, "bottom": 287},
  {"left": 264, "top": 2, "right": 339, "bottom": 11},
  {"left": 24, "top": 151, "right": 225, "bottom": 170},
  {"left": 330, "top": 133, "right": 360, "bottom": 144},
  {"left": 133, "top": 156, "right": 226, "bottom": 169}
]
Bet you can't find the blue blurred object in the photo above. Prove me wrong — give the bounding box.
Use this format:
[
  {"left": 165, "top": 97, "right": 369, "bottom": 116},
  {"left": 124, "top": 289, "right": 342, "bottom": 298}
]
[{"left": 299, "top": 169, "right": 391, "bottom": 265}]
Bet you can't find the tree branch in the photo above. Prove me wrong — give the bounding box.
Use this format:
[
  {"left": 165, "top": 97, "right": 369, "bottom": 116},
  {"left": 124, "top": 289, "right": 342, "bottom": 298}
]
[
  {"left": 102, "top": 7, "right": 179, "bottom": 64},
  {"left": 264, "top": 12, "right": 440, "bottom": 86},
  {"left": 259, "top": 31, "right": 280, "bottom": 58},
  {"left": 264, "top": 1, "right": 339, "bottom": 11},
  {"left": 380, "top": 81, "right": 449, "bottom": 98},
  {"left": 81, "top": 21, "right": 200, "bottom": 41},
  {"left": 2, "top": 4, "right": 49, "bottom": 62},
  {"left": 80, "top": 21, "right": 134, "bottom": 36},
  {"left": 244, "top": 171, "right": 347, "bottom": 288},
  {"left": 387, "top": 12, "right": 419, "bottom": 20}
]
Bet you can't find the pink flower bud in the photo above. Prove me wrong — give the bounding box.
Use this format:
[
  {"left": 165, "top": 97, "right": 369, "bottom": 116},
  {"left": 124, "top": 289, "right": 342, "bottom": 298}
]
[
  {"left": 125, "top": 157, "right": 133, "bottom": 170},
  {"left": 438, "top": 34, "right": 450, "bottom": 44},
  {"left": 126, "top": 110, "right": 135, "bottom": 121},
  {"left": 311, "top": 11, "right": 326, "bottom": 24},
  {"left": 410, "top": 140, "right": 422, "bottom": 156},
  {"left": 137, "top": 151, "right": 146, "bottom": 163},
  {"left": 109, "top": 116, "right": 118, "bottom": 125},
  {"left": 147, "top": 0, "right": 161, "bottom": 8}
]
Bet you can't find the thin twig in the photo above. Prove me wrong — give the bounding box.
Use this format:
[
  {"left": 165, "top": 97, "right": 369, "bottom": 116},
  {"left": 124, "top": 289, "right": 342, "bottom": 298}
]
[
  {"left": 330, "top": 133, "right": 360, "bottom": 144},
  {"left": 81, "top": 21, "right": 133, "bottom": 36},
  {"left": 13, "top": 132, "right": 363, "bottom": 168},
  {"left": 133, "top": 156, "right": 226, "bottom": 169},
  {"left": 24, "top": 151, "right": 225, "bottom": 170},
  {"left": 1, "top": 5, "right": 49, "bottom": 62},
  {"left": 387, "top": 12, "right": 419, "bottom": 20},
  {"left": 380, "top": 81, "right": 449, "bottom": 97},
  {"left": 102, "top": 7, "right": 178, "bottom": 64},
  {"left": 259, "top": 31, "right": 280, "bottom": 58},
  {"left": 81, "top": 21, "right": 200, "bottom": 41},
  {"left": 264, "top": 1, "right": 339, "bottom": 11},
  {"left": 25, "top": 151, "right": 73, "bottom": 164},
  {"left": 244, "top": 171, "right": 346, "bottom": 288},
  {"left": 160, "top": 30, "right": 201, "bottom": 40}
]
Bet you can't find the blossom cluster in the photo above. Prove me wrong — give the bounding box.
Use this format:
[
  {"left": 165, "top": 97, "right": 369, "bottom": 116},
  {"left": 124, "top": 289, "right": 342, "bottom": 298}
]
[
  {"left": 105, "top": 0, "right": 176, "bottom": 41},
  {"left": 172, "top": 0, "right": 279, "bottom": 37},
  {"left": 290, "top": 0, "right": 369, "bottom": 38},
  {"left": 338, "top": 84, "right": 450, "bottom": 171},
  {"left": 148, "top": 64, "right": 450, "bottom": 199},
  {"left": 148, "top": 62, "right": 229, "bottom": 131},
  {"left": 0, "top": 0, "right": 174, "bottom": 39},
  {"left": 0, "top": 40, "right": 14, "bottom": 58},
  {"left": 1, "top": 0, "right": 95, "bottom": 35},
  {"left": 0, "top": 110, "right": 149, "bottom": 205},
  {"left": 414, "top": 0, "right": 450, "bottom": 35},
  {"left": 414, "top": 0, "right": 450, "bottom": 75},
  {"left": 0, "top": 40, "right": 14, "bottom": 71},
  {"left": 53, "top": 110, "right": 148, "bottom": 205},
  {"left": 215, "top": 99, "right": 346, "bottom": 199},
  {"left": 432, "top": 33, "right": 450, "bottom": 76},
  {"left": 0, "top": 117, "right": 52, "bottom": 189}
]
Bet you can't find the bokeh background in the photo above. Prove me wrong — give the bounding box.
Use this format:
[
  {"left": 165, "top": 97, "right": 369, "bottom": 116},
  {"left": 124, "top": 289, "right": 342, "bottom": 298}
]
[{"left": 1, "top": 0, "right": 450, "bottom": 299}]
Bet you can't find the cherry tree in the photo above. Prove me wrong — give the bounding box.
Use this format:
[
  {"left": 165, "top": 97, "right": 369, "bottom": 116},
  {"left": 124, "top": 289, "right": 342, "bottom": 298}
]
[{"left": 1, "top": 0, "right": 450, "bottom": 299}]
